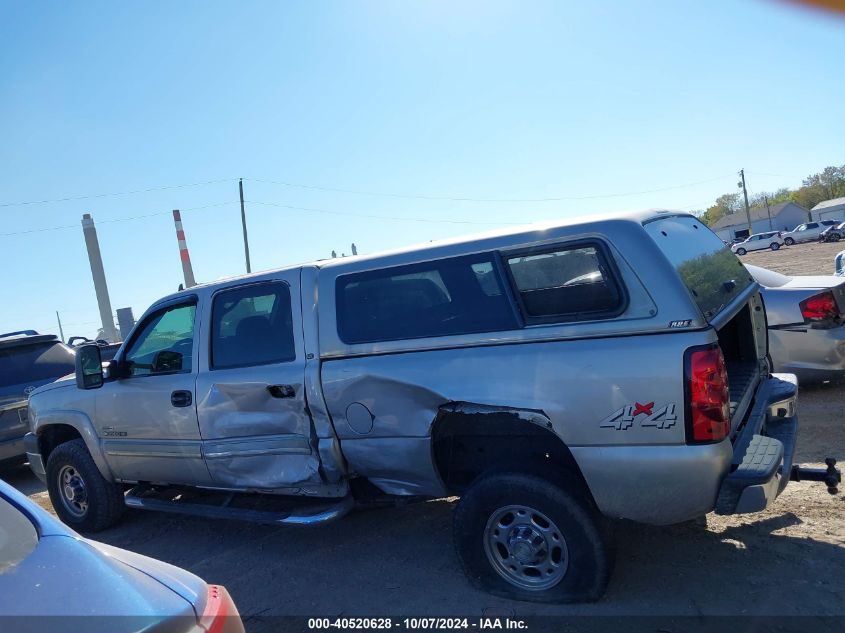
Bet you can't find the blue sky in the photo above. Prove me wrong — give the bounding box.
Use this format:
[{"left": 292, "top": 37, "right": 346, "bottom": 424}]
[{"left": 1, "top": 0, "right": 843, "bottom": 339}]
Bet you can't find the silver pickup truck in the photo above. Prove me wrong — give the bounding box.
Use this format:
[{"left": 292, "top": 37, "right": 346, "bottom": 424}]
[{"left": 24, "top": 210, "right": 839, "bottom": 603}]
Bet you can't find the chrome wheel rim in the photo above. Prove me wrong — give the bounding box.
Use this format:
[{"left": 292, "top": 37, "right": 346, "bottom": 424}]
[
  {"left": 483, "top": 504, "right": 568, "bottom": 591},
  {"left": 57, "top": 465, "right": 88, "bottom": 518}
]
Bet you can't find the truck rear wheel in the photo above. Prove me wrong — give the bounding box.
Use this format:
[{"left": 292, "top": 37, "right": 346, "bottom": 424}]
[
  {"left": 453, "top": 472, "right": 611, "bottom": 603},
  {"left": 45, "top": 439, "right": 124, "bottom": 532}
]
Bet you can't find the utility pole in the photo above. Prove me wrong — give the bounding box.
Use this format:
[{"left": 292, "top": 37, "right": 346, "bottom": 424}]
[
  {"left": 55, "top": 311, "right": 65, "bottom": 343},
  {"left": 764, "top": 195, "right": 773, "bottom": 231},
  {"left": 738, "top": 169, "right": 752, "bottom": 235},
  {"left": 239, "top": 178, "right": 251, "bottom": 273}
]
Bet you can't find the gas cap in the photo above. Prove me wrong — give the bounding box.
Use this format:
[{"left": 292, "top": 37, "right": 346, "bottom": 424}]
[{"left": 345, "top": 402, "right": 374, "bottom": 435}]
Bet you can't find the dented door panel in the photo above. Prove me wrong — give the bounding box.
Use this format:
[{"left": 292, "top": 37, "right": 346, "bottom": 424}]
[{"left": 194, "top": 273, "right": 322, "bottom": 490}]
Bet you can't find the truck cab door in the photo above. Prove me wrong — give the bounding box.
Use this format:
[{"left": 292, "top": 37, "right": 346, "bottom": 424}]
[
  {"left": 97, "top": 298, "right": 212, "bottom": 485},
  {"left": 194, "top": 273, "right": 321, "bottom": 490}
]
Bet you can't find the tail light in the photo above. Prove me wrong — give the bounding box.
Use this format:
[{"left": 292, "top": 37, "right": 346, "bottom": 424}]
[
  {"left": 685, "top": 345, "right": 730, "bottom": 444},
  {"left": 800, "top": 290, "right": 840, "bottom": 321},
  {"left": 199, "top": 585, "right": 243, "bottom": 633}
]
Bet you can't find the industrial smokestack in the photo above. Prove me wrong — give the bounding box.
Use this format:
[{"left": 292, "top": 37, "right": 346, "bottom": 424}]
[
  {"left": 81, "top": 214, "right": 118, "bottom": 342},
  {"left": 172, "top": 209, "right": 196, "bottom": 288}
]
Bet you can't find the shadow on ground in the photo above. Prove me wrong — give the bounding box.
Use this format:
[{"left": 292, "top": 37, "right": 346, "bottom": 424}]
[{"left": 75, "top": 495, "right": 845, "bottom": 622}]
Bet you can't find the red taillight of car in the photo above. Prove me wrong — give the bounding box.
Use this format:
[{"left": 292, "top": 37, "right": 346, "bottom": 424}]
[
  {"left": 685, "top": 345, "right": 731, "bottom": 444},
  {"left": 799, "top": 290, "right": 840, "bottom": 321},
  {"left": 199, "top": 585, "right": 244, "bottom": 633}
]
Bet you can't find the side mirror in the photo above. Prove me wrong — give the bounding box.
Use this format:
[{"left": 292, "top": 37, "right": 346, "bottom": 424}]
[{"left": 75, "top": 344, "right": 104, "bottom": 389}]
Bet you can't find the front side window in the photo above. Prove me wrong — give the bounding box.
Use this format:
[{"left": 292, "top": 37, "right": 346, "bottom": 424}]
[
  {"left": 337, "top": 254, "right": 518, "bottom": 344},
  {"left": 124, "top": 303, "right": 196, "bottom": 376},
  {"left": 211, "top": 282, "right": 295, "bottom": 369},
  {"left": 505, "top": 245, "right": 622, "bottom": 321}
]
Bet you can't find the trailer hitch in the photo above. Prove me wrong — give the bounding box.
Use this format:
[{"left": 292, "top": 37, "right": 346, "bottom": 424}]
[{"left": 790, "top": 458, "right": 841, "bottom": 494}]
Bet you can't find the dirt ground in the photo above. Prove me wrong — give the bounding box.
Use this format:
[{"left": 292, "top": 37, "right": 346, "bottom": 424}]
[
  {"left": 3, "top": 240, "right": 844, "bottom": 627},
  {"left": 740, "top": 239, "right": 844, "bottom": 276}
]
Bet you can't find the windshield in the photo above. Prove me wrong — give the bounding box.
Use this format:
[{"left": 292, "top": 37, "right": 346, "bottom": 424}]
[
  {"left": 0, "top": 497, "right": 38, "bottom": 575},
  {"left": 645, "top": 215, "right": 754, "bottom": 320}
]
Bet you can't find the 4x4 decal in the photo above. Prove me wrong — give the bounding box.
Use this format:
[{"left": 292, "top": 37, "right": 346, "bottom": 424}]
[{"left": 600, "top": 402, "right": 678, "bottom": 431}]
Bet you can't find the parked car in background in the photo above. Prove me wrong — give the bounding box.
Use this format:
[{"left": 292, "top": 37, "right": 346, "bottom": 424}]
[
  {"left": 747, "top": 264, "right": 845, "bottom": 382},
  {"left": 68, "top": 336, "right": 121, "bottom": 362},
  {"left": 0, "top": 332, "right": 75, "bottom": 468},
  {"left": 730, "top": 231, "right": 784, "bottom": 255},
  {"left": 782, "top": 220, "right": 838, "bottom": 245},
  {"left": 819, "top": 221, "right": 845, "bottom": 243},
  {"left": 0, "top": 479, "right": 244, "bottom": 632},
  {"left": 23, "top": 210, "right": 835, "bottom": 604}
]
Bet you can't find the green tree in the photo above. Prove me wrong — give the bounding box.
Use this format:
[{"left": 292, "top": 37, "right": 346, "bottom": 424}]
[{"left": 700, "top": 193, "right": 741, "bottom": 227}]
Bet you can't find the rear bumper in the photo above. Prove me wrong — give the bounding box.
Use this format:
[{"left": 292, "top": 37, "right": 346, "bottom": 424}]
[
  {"left": 715, "top": 373, "right": 798, "bottom": 515},
  {"left": 769, "top": 326, "right": 845, "bottom": 382}
]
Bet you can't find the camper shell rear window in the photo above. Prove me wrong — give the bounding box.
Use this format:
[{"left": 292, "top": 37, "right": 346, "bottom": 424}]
[{"left": 644, "top": 215, "right": 753, "bottom": 321}]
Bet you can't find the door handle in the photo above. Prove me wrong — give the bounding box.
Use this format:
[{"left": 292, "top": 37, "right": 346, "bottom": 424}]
[
  {"left": 267, "top": 384, "right": 296, "bottom": 399},
  {"left": 171, "top": 390, "right": 193, "bottom": 407}
]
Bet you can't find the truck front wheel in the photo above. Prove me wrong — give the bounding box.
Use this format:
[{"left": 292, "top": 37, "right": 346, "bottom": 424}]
[
  {"left": 45, "top": 439, "right": 124, "bottom": 532},
  {"left": 452, "top": 472, "right": 611, "bottom": 603}
]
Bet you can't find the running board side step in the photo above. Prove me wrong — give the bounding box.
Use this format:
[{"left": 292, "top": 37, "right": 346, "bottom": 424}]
[{"left": 124, "top": 486, "right": 354, "bottom": 526}]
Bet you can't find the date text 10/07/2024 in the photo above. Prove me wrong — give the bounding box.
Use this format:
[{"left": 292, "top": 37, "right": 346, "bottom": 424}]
[{"left": 307, "top": 618, "right": 529, "bottom": 630}]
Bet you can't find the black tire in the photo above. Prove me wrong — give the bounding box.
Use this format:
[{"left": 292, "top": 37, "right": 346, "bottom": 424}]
[
  {"left": 770, "top": 242, "right": 780, "bottom": 251},
  {"left": 453, "top": 472, "right": 611, "bottom": 603},
  {"left": 736, "top": 248, "right": 746, "bottom": 255},
  {"left": 45, "top": 439, "right": 124, "bottom": 532},
  {"left": 784, "top": 237, "right": 795, "bottom": 246}
]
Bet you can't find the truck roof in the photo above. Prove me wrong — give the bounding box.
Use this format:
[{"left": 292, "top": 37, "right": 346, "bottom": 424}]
[{"left": 157, "top": 208, "right": 693, "bottom": 303}]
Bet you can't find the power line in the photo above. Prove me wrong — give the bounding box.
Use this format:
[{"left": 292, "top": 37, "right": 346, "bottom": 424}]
[
  {"left": 0, "top": 172, "right": 737, "bottom": 211},
  {"left": 0, "top": 201, "right": 237, "bottom": 237},
  {"left": 246, "top": 200, "right": 523, "bottom": 225},
  {"left": 0, "top": 179, "right": 235, "bottom": 209},
  {"left": 245, "top": 174, "right": 735, "bottom": 203},
  {"left": 746, "top": 171, "right": 788, "bottom": 179}
]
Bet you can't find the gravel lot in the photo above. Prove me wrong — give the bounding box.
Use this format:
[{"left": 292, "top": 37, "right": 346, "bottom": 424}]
[
  {"left": 3, "top": 240, "right": 844, "bottom": 628},
  {"left": 740, "top": 239, "right": 844, "bottom": 276}
]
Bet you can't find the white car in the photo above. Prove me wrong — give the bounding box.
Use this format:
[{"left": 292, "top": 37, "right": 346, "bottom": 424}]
[
  {"left": 731, "top": 231, "right": 784, "bottom": 255},
  {"left": 782, "top": 221, "right": 838, "bottom": 245}
]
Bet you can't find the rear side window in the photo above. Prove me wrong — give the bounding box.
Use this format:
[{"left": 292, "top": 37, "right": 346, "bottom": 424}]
[
  {"left": 337, "top": 254, "right": 518, "bottom": 344},
  {"left": 0, "top": 341, "right": 75, "bottom": 389},
  {"left": 505, "top": 244, "right": 623, "bottom": 321},
  {"left": 211, "top": 282, "right": 296, "bottom": 369}
]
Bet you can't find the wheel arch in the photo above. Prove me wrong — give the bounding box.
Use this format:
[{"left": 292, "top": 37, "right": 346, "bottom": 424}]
[
  {"left": 34, "top": 412, "right": 113, "bottom": 481},
  {"left": 431, "top": 401, "right": 593, "bottom": 501}
]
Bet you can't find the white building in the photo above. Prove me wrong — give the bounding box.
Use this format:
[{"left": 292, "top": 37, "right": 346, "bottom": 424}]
[
  {"left": 811, "top": 196, "right": 845, "bottom": 222},
  {"left": 711, "top": 202, "right": 810, "bottom": 242}
]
